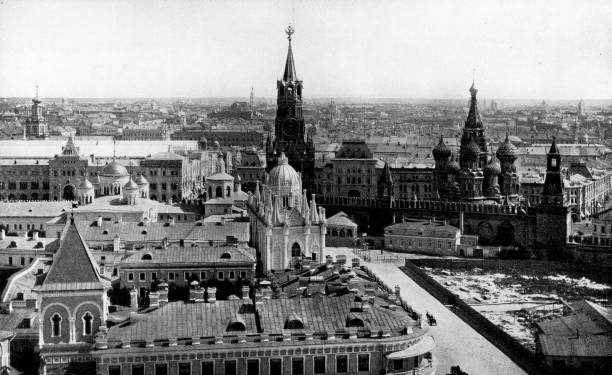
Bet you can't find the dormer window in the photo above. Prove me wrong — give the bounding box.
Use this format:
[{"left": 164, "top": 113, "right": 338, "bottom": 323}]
[
  {"left": 284, "top": 313, "right": 304, "bottom": 329},
  {"left": 221, "top": 252, "right": 231, "bottom": 259}
]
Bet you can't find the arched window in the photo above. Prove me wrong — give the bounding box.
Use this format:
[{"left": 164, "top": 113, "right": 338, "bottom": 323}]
[
  {"left": 216, "top": 186, "right": 222, "bottom": 198},
  {"left": 141, "top": 254, "right": 152, "bottom": 261},
  {"left": 208, "top": 186, "right": 212, "bottom": 198},
  {"left": 226, "top": 318, "right": 246, "bottom": 332},
  {"left": 51, "top": 313, "right": 62, "bottom": 337},
  {"left": 284, "top": 313, "right": 304, "bottom": 329},
  {"left": 221, "top": 252, "right": 232, "bottom": 259},
  {"left": 82, "top": 312, "right": 93, "bottom": 335},
  {"left": 291, "top": 243, "right": 301, "bottom": 257},
  {"left": 226, "top": 186, "right": 231, "bottom": 197}
]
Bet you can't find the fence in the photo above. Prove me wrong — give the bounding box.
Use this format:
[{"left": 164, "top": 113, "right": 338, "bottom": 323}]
[{"left": 402, "top": 260, "right": 558, "bottom": 375}]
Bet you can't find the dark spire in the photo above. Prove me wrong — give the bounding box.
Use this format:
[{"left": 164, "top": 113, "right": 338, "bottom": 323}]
[
  {"left": 380, "top": 162, "right": 393, "bottom": 185},
  {"left": 465, "top": 81, "right": 483, "bottom": 128},
  {"left": 548, "top": 136, "right": 560, "bottom": 155},
  {"left": 283, "top": 25, "right": 297, "bottom": 82}
]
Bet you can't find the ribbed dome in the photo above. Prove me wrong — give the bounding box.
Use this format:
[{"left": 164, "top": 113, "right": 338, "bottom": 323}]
[
  {"left": 446, "top": 155, "right": 460, "bottom": 173},
  {"left": 496, "top": 134, "right": 518, "bottom": 160},
  {"left": 124, "top": 176, "right": 138, "bottom": 190},
  {"left": 101, "top": 160, "right": 129, "bottom": 177},
  {"left": 268, "top": 153, "right": 301, "bottom": 189},
  {"left": 463, "top": 136, "right": 481, "bottom": 159},
  {"left": 78, "top": 178, "right": 93, "bottom": 189},
  {"left": 432, "top": 136, "right": 451, "bottom": 159},
  {"left": 134, "top": 173, "right": 149, "bottom": 185},
  {"left": 484, "top": 159, "right": 502, "bottom": 175}
]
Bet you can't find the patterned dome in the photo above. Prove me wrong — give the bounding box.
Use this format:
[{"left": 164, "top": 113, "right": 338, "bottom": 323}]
[
  {"left": 463, "top": 136, "right": 481, "bottom": 159},
  {"left": 432, "top": 136, "right": 451, "bottom": 159},
  {"left": 124, "top": 176, "right": 139, "bottom": 190},
  {"left": 134, "top": 173, "right": 149, "bottom": 185},
  {"left": 101, "top": 160, "right": 129, "bottom": 178},
  {"left": 484, "top": 158, "right": 502, "bottom": 175},
  {"left": 78, "top": 178, "right": 93, "bottom": 190},
  {"left": 446, "top": 154, "right": 460, "bottom": 173},
  {"left": 496, "top": 134, "right": 518, "bottom": 160},
  {"left": 268, "top": 153, "right": 301, "bottom": 190}
]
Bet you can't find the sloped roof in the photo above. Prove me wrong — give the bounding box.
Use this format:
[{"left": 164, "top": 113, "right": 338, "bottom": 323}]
[
  {"left": 326, "top": 212, "right": 357, "bottom": 228},
  {"left": 120, "top": 246, "right": 256, "bottom": 266},
  {"left": 39, "top": 220, "right": 106, "bottom": 292}
]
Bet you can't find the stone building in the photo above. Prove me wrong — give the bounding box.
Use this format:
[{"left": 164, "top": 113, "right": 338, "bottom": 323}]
[
  {"left": 265, "top": 27, "right": 316, "bottom": 195},
  {"left": 24, "top": 90, "right": 48, "bottom": 139},
  {"left": 248, "top": 153, "right": 326, "bottom": 272}
]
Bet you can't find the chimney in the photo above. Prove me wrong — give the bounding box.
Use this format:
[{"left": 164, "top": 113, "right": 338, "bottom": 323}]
[
  {"left": 158, "top": 282, "right": 169, "bottom": 306},
  {"left": 207, "top": 287, "right": 217, "bottom": 303},
  {"left": 149, "top": 292, "right": 160, "bottom": 308},
  {"left": 130, "top": 288, "right": 139, "bottom": 311},
  {"left": 254, "top": 291, "right": 263, "bottom": 305},
  {"left": 351, "top": 258, "right": 360, "bottom": 268},
  {"left": 113, "top": 235, "right": 121, "bottom": 251},
  {"left": 190, "top": 281, "right": 204, "bottom": 302},
  {"left": 170, "top": 217, "right": 175, "bottom": 227},
  {"left": 32, "top": 231, "right": 39, "bottom": 241},
  {"left": 459, "top": 211, "right": 464, "bottom": 234},
  {"left": 96, "top": 216, "right": 103, "bottom": 227},
  {"left": 1, "top": 229, "right": 6, "bottom": 240},
  {"left": 242, "top": 285, "right": 250, "bottom": 300},
  {"left": 325, "top": 255, "right": 334, "bottom": 268}
]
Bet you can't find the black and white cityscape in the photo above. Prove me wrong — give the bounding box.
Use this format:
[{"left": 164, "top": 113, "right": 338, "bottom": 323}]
[{"left": 0, "top": 1, "right": 611, "bottom": 374}]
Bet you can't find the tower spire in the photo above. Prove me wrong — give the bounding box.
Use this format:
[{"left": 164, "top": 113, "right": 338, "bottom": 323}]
[{"left": 283, "top": 25, "right": 297, "bottom": 82}]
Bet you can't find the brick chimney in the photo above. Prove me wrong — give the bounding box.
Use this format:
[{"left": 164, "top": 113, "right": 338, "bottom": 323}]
[
  {"left": 158, "top": 282, "right": 169, "bottom": 306},
  {"left": 207, "top": 287, "right": 217, "bottom": 303},
  {"left": 130, "top": 288, "right": 139, "bottom": 311}
]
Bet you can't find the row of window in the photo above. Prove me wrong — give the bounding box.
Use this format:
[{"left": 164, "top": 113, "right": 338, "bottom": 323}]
[
  {"left": 149, "top": 183, "right": 179, "bottom": 191},
  {"left": 7, "top": 257, "right": 35, "bottom": 266},
  {"left": 146, "top": 170, "right": 180, "bottom": 177},
  {"left": 108, "top": 354, "right": 370, "bottom": 375},
  {"left": 0, "top": 181, "right": 49, "bottom": 190},
  {"left": 2, "top": 223, "right": 44, "bottom": 231},
  {"left": 126, "top": 270, "right": 248, "bottom": 283},
  {"left": 50, "top": 311, "right": 93, "bottom": 337}
]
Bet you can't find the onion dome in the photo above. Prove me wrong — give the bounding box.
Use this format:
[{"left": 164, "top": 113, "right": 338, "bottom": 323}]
[
  {"left": 124, "top": 176, "right": 138, "bottom": 190},
  {"left": 496, "top": 134, "right": 519, "bottom": 160},
  {"left": 78, "top": 178, "right": 93, "bottom": 190},
  {"left": 463, "top": 135, "right": 481, "bottom": 159},
  {"left": 484, "top": 158, "right": 502, "bottom": 175},
  {"left": 446, "top": 154, "right": 460, "bottom": 174},
  {"left": 101, "top": 160, "right": 129, "bottom": 177},
  {"left": 432, "top": 135, "right": 451, "bottom": 159},
  {"left": 134, "top": 173, "right": 149, "bottom": 186},
  {"left": 268, "top": 153, "right": 301, "bottom": 190}
]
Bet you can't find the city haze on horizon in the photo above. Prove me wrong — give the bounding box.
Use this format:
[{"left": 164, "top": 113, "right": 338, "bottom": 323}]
[{"left": 1, "top": 0, "right": 611, "bottom": 100}]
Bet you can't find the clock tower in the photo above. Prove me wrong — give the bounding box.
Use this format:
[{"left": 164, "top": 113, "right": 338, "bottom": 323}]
[{"left": 266, "top": 26, "right": 315, "bottom": 194}]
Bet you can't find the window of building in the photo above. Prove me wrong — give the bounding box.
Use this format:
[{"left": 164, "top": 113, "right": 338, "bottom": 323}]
[
  {"left": 161, "top": 183, "right": 167, "bottom": 190},
  {"left": 151, "top": 272, "right": 157, "bottom": 280},
  {"left": 51, "top": 313, "right": 62, "bottom": 337},
  {"left": 128, "top": 273, "right": 134, "bottom": 281},
  {"left": 314, "top": 356, "right": 326, "bottom": 374},
  {"left": 292, "top": 358, "right": 304, "bottom": 375},
  {"left": 218, "top": 271, "right": 224, "bottom": 280},
  {"left": 139, "top": 272, "right": 146, "bottom": 281},
  {"left": 247, "top": 359, "right": 259, "bottom": 375},
  {"left": 168, "top": 272, "right": 175, "bottom": 281},
  {"left": 393, "top": 359, "right": 404, "bottom": 371},
  {"left": 108, "top": 366, "right": 121, "bottom": 375},
  {"left": 82, "top": 312, "right": 93, "bottom": 335},
  {"left": 201, "top": 362, "right": 214, "bottom": 374},
  {"left": 270, "top": 358, "right": 282, "bottom": 375},
  {"left": 132, "top": 365, "right": 144, "bottom": 375},
  {"left": 20, "top": 257, "right": 24, "bottom": 266},
  {"left": 8, "top": 257, "right": 12, "bottom": 266},
  {"left": 358, "top": 354, "right": 369, "bottom": 372},
  {"left": 178, "top": 362, "right": 191, "bottom": 375},
  {"left": 224, "top": 360, "right": 237, "bottom": 375},
  {"left": 155, "top": 364, "right": 168, "bottom": 375},
  {"left": 200, "top": 271, "right": 207, "bottom": 280},
  {"left": 229, "top": 271, "right": 235, "bottom": 280},
  {"left": 336, "top": 355, "right": 348, "bottom": 373},
  {"left": 240, "top": 271, "right": 247, "bottom": 279}
]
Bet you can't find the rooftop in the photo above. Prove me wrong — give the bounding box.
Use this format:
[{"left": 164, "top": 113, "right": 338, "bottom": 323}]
[{"left": 120, "top": 245, "right": 256, "bottom": 267}]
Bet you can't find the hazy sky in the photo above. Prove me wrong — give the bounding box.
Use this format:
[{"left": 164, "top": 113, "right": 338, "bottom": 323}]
[{"left": 1, "top": 0, "right": 611, "bottom": 99}]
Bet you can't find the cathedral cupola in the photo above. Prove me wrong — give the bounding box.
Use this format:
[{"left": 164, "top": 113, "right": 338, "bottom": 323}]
[
  {"left": 268, "top": 153, "right": 302, "bottom": 208},
  {"left": 432, "top": 135, "right": 451, "bottom": 160},
  {"left": 496, "top": 134, "right": 519, "bottom": 162},
  {"left": 123, "top": 176, "right": 139, "bottom": 205},
  {"left": 77, "top": 178, "right": 94, "bottom": 205}
]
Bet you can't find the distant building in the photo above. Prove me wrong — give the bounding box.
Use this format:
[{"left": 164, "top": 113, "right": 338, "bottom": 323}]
[
  {"left": 24, "top": 90, "right": 48, "bottom": 139},
  {"left": 208, "top": 101, "right": 256, "bottom": 120},
  {"left": 325, "top": 211, "right": 358, "bottom": 246},
  {"left": 384, "top": 219, "right": 479, "bottom": 257}
]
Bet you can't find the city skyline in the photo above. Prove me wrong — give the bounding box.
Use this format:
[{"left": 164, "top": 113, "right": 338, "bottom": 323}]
[{"left": 1, "top": 0, "right": 611, "bottom": 100}]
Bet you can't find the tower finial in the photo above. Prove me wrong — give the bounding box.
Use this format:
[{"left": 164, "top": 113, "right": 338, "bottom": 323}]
[
  {"left": 35, "top": 84, "right": 39, "bottom": 99},
  {"left": 285, "top": 24, "right": 295, "bottom": 42},
  {"left": 113, "top": 137, "right": 116, "bottom": 160}
]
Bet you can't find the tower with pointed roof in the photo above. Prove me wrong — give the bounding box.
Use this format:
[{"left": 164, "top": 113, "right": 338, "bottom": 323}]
[
  {"left": 496, "top": 134, "right": 520, "bottom": 201},
  {"left": 432, "top": 135, "right": 451, "bottom": 197},
  {"left": 25, "top": 85, "right": 48, "bottom": 139},
  {"left": 36, "top": 217, "right": 109, "bottom": 372},
  {"left": 266, "top": 26, "right": 315, "bottom": 195},
  {"left": 536, "top": 137, "right": 571, "bottom": 256}
]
